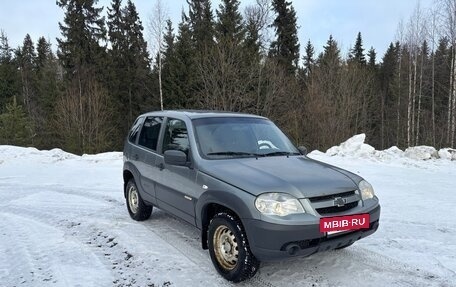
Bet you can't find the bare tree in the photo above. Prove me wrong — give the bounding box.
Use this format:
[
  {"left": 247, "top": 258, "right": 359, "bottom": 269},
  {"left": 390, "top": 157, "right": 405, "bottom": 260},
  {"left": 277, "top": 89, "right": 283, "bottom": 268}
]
[
  {"left": 55, "top": 79, "right": 112, "bottom": 154},
  {"left": 244, "top": 0, "right": 273, "bottom": 52},
  {"left": 395, "top": 20, "right": 405, "bottom": 146},
  {"left": 148, "top": 0, "right": 168, "bottom": 111},
  {"left": 415, "top": 11, "right": 428, "bottom": 146},
  {"left": 198, "top": 42, "right": 258, "bottom": 112},
  {"left": 428, "top": 6, "right": 439, "bottom": 146},
  {"left": 404, "top": 3, "right": 426, "bottom": 146},
  {"left": 439, "top": 0, "right": 456, "bottom": 146}
]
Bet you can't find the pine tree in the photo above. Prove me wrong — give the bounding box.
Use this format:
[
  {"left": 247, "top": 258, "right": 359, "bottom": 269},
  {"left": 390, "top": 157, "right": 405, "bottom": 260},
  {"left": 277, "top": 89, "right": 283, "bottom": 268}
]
[
  {"left": 56, "top": 0, "right": 107, "bottom": 79},
  {"left": 107, "top": 0, "right": 124, "bottom": 53},
  {"left": 319, "top": 35, "right": 341, "bottom": 68},
  {"left": 163, "top": 20, "right": 175, "bottom": 61},
  {"left": 16, "top": 34, "right": 37, "bottom": 119},
  {"left": 35, "top": 37, "right": 59, "bottom": 148},
  {"left": 107, "top": 0, "right": 127, "bottom": 137},
  {"left": 243, "top": 12, "right": 261, "bottom": 58},
  {"left": 303, "top": 40, "right": 314, "bottom": 76},
  {"left": 269, "top": 0, "right": 300, "bottom": 74},
  {"left": 107, "top": 0, "right": 152, "bottom": 148},
  {"left": 379, "top": 43, "right": 398, "bottom": 147},
  {"left": 35, "top": 37, "right": 58, "bottom": 115},
  {"left": 368, "top": 47, "right": 376, "bottom": 68},
  {"left": 0, "top": 31, "right": 19, "bottom": 111},
  {"left": 56, "top": 0, "right": 110, "bottom": 153},
  {"left": 0, "top": 96, "right": 30, "bottom": 145},
  {"left": 162, "top": 19, "right": 179, "bottom": 107},
  {"left": 350, "top": 32, "right": 366, "bottom": 65},
  {"left": 187, "top": 0, "right": 215, "bottom": 52},
  {"left": 215, "top": 0, "right": 245, "bottom": 45},
  {"left": 168, "top": 13, "right": 197, "bottom": 108},
  {"left": 36, "top": 37, "right": 53, "bottom": 72},
  {"left": 122, "top": 0, "right": 151, "bottom": 113},
  {"left": 186, "top": 0, "right": 215, "bottom": 105},
  {"left": 434, "top": 38, "right": 451, "bottom": 116}
]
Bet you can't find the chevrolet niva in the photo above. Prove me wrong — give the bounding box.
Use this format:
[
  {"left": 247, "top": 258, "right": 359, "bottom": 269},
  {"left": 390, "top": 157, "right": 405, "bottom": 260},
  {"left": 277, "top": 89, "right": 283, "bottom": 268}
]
[{"left": 123, "top": 110, "right": 380, "bottom": 282}]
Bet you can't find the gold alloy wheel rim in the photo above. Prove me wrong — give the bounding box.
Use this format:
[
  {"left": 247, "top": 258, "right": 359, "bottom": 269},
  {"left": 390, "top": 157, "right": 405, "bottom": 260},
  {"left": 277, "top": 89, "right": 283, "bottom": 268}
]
[
  {"left": 128, "top": 186, "right": 139, "bottom": 214},
  {"left": 213, "top": 225, "right": 239, "bottom": 270}
]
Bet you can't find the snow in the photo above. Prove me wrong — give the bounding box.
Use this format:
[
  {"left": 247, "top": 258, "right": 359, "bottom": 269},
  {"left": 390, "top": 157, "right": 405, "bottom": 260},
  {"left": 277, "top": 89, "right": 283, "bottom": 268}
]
[
  {"left": 404, "top": 146, "right": 439, "bottom": 160},
  {"left": 1, "top": 137, "right": 456, "bottom": 287},
  {"left": 326, "top": 134, "right": 376, "bottom": 158}
]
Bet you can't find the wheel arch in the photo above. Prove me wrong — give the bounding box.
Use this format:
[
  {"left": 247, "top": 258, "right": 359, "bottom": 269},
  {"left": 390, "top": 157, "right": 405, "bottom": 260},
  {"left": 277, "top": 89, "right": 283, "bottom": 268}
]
[
  {"left": 123, "top": 170, "right": 134, "bottom": 197},
  {"left": 197, "top": 190, "right": 257, "bottom": 250}
]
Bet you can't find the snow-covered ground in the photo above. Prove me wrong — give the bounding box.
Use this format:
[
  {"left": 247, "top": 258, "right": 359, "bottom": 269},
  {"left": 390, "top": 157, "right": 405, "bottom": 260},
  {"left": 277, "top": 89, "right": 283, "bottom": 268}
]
[{"left": 0, "top": 135, "right": 455, "bottom": 287}]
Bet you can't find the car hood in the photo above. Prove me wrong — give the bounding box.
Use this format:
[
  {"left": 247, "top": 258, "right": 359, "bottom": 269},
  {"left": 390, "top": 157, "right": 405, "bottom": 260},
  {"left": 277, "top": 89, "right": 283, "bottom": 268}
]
[{"left": 199, "top": 156, "right": 361, "bottom": 198}]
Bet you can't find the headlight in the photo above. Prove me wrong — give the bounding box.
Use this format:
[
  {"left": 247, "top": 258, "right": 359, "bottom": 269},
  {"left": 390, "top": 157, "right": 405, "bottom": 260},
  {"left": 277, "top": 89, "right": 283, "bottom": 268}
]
[
  {"left": 255, "top": 193, "right": 305, "bottom": 216},
  {"left": 359, "top": 180, "right": 375, "bottom": 200}
]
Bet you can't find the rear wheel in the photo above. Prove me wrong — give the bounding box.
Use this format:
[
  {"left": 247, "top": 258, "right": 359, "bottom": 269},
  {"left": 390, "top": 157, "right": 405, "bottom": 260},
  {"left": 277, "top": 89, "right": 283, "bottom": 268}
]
[
  {"left": 126, "top": 179, "right": 152, "bottom": 221},
  {"left": 208, "top": 212, "right": 259, "bottom": 282}
]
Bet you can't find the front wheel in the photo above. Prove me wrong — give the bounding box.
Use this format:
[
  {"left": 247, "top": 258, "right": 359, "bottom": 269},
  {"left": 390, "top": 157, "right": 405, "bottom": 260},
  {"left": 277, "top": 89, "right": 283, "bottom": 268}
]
[
  {"left": 208, "top": 212, "right": 259, "bottom": 282},
  {"left": 125, "top": 179, "right": 152, "bottom": 221}
]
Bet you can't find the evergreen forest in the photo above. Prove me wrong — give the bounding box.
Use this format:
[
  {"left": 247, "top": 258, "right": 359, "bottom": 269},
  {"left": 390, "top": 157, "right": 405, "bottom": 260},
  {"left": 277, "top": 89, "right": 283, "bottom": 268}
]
[{"left": 1, "top": 0, "right": 455, "bottom": 154}]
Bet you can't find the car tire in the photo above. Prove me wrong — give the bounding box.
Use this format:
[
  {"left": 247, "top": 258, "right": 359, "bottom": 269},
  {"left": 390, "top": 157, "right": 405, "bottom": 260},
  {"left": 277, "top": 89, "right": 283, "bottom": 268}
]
[
  {"left": 126, "top": 179, "right": 152, "bottom": 221},
  {"left": 207, "top": 212, "right": 259, "bottom": 282}
]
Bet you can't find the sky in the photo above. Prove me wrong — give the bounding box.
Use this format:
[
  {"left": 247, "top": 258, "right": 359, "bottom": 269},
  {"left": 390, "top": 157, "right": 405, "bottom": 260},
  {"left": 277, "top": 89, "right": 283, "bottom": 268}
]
[{"left": 0, "top": 0, "right": 434, "bottom": 61}]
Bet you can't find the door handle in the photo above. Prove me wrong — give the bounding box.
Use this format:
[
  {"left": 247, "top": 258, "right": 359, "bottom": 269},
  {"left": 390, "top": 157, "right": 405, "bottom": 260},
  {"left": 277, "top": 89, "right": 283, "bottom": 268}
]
[{"left": 156, "top": 163, "right": 165, "bottom": 170}]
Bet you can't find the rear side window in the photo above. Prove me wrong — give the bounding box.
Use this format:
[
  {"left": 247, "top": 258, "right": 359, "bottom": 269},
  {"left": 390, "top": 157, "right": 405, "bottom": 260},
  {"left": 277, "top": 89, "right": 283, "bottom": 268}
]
[
  {"left": 128, "top": 117, "right": 144, "bottom": 143},
  {"left": 138, "top": 116, "right": 163, "bottom": 151},
  {"left": 162, "top": 118, "right": 190, "bottom": 154}
]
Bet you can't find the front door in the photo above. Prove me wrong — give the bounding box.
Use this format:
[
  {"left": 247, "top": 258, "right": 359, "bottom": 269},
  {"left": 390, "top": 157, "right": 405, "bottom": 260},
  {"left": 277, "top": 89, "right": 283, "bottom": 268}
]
[{"left": 155, "top": 118, "right": 199, "bottom": 225}]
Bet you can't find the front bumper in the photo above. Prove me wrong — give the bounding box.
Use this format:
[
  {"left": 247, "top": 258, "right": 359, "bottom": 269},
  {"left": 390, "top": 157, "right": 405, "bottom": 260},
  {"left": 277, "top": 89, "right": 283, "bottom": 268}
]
[{"left": 243, "top": 204, "right": 381, "bottom": 261}]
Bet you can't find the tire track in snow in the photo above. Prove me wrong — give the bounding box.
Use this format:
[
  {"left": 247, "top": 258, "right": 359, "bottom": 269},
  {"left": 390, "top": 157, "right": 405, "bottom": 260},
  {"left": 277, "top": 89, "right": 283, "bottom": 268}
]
[
  {"left": 0, "top": 213, "right": 37, "bottom": 286},
  {"left": 0, "top": 212, "right": 113, "bottom": 287},
  {"left": 2, "top": 193, "right": 230, "bottom": 286},
  {"left": 143, "top": 210, "right": 233, "bottom": 287},
  {"left": 144, "top": 209, "right": 279, "bottom": 287},
  {"left": 1, "top": 184, "right": 453, "bottom": 286},
  {"left": 0, "top": 205, "right": 172, "bottom": 287},
  {"left": 255, "top": 245, "right": 452, "bottom": 287}
]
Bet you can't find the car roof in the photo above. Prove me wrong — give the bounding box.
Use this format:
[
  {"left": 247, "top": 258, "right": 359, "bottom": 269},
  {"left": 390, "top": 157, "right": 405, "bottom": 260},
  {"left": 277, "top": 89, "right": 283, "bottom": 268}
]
[{"left": 138, "top": 110, "right": 267, "bottom": 120}]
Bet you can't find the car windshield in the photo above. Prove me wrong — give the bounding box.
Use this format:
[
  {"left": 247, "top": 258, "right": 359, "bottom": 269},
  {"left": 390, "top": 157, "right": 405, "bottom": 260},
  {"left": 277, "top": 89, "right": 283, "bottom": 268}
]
[{"left": 192, "top": 117, "right": 300, "bottom": 159}]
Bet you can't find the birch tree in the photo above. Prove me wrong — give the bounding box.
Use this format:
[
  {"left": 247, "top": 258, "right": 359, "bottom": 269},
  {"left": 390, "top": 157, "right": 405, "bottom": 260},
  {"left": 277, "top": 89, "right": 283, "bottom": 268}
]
[
  {"left": 149, "top": 0, "right": 168, "bottom": 111},
  {"left": 428, "top": 6, "right": 439, "bottom": 146},
  {"left": 405, "top": 3, "right": 426, "bottom": 146},
  {"left": 395, "top": 21, "right": 404, "bottom": 146},
  {"left": 439, "top": 0, "right": 456, "bottom": 146}
]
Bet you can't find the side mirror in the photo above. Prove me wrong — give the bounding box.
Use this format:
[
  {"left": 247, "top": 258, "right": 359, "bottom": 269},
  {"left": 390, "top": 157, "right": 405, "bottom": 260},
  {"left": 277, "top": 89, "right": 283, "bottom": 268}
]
[
  {"left": 164, "top": 150, "right": 188, "bottom": 166},
  {"left": 298, "top": 146, "right": 308, "bottom": 155}
]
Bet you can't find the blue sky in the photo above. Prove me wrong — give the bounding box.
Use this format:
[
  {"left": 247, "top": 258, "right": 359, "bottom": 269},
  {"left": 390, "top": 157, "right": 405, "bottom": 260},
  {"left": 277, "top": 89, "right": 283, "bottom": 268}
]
[{"left": 0, "top": 0, "right": 433, "bottom": 60}]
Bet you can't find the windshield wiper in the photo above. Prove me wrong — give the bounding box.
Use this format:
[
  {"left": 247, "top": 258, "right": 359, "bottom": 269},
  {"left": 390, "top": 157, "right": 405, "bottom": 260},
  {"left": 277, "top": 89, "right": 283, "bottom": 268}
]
[
  {"left": 207, "top": 151, "right": 259, "bottom": 157},
  {"left": 262, "top": 151, "right": 300, "bottom": 157}
]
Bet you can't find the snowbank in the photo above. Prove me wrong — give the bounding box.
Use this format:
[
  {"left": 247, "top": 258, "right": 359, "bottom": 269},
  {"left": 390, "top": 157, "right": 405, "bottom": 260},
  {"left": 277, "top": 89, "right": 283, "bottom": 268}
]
[
  {"left": 438, "top": 148, "right": 456, "bottom": 160},
  {"left": 0, "top": 145, "right": 122, "bottom": 165},
  {"left": 404, "top": 146, "right": 438, "bottom": 160},
  {"left": 311, "top": 134, "right": 456, "bottom": 162},
  {"left": 326, "top": 134, "right": 375, "bottom": 158}
]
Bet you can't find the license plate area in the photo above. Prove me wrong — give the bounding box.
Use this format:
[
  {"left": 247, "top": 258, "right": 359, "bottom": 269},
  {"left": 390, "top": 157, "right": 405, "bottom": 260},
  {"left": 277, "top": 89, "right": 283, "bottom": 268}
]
[{"left": 320, "top": 214, "right": 370, "bottom": 233}]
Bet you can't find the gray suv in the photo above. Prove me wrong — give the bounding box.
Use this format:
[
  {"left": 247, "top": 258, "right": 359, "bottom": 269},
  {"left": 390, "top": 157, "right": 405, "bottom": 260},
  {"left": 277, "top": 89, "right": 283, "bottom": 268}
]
[{"left": 123, "top": 110, "right": 380, "bottom": 282}]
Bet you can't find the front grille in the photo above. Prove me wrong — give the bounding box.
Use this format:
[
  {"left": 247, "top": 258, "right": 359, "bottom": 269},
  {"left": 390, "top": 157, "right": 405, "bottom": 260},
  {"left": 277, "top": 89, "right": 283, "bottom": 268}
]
[
  {"left": 307, "top": 190, "right": 360, "bottom": 215},
  {"left": 316, "top": 201, "right": 358, "bottom": 214},
  {"left": 309, "top": 190, "right": 355, "bottom": 202}
]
